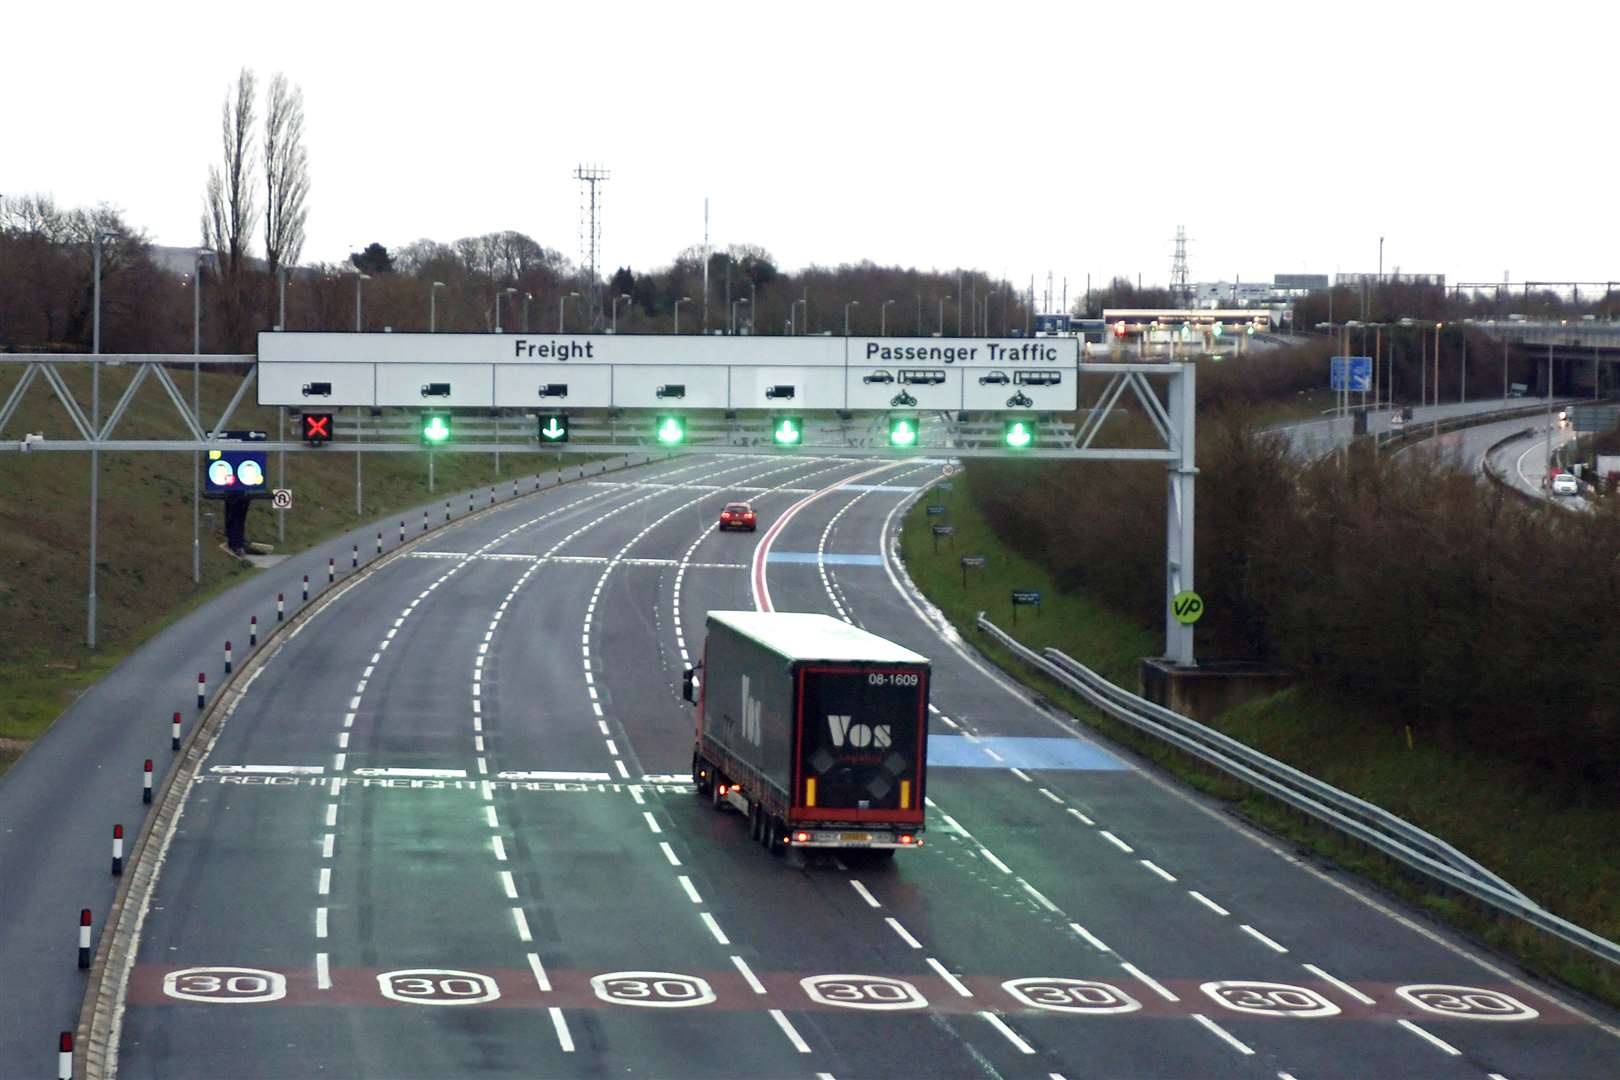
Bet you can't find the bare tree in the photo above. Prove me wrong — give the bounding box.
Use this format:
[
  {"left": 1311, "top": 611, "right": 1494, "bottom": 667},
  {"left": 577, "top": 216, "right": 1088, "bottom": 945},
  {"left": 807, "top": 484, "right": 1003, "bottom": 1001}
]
[
  {"left": 263, "top": 72, "right": 310, "bottom": 285},
  {"left": 200, "top": 68, "right": 259, "bottom": 347}
]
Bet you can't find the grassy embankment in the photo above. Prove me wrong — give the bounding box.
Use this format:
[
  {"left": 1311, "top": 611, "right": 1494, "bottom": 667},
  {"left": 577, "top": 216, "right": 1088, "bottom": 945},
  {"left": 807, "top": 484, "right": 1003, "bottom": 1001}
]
[
  {"left": 0, "top": 363, "right": 600, "bottom": 773},
  {"left": 899, "top": 474, "right": 1620, "bottom": 1008}
]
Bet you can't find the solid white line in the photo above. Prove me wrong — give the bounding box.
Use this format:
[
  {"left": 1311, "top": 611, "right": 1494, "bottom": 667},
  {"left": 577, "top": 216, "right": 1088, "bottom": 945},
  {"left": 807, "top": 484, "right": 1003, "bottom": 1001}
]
[
  {"left": 315, "top": 952, "right": 331, "bottom": 990},
  {"left": 979, "top": 847, "right": 1012, "bottom": 874},
  {"left": 315, "top": 907, "right": 327, "bottom": 939},
  {"left": 1038, "top": 788, "right": 1064, "bottom": 804},
  {"left": 321, "top": 834, "right": 334, "bottom": 859},
  {"left": 1140, "top": 859, "right": 1177, "bottom": 883},
  {"left": 1099, "top": 830, "right": 1133, "bottom": 853},
  {"left": 1020, "top": 880, "right": 1060, "bottom": 912},
  {"left": 660, "top": 841, "right": 681, "bottom": 866},
  {"left": 513, "top": 907, "right": 533, "bottom": 942},
  {"left": 1241, "top": 924, "right": 1289, "bottom": 954},
  {"left": 1193, "top": 1014, "right": 1254, "bottom": 1056},
  {"left": 549, "top": 1007, "right": 574, "bottom": 1052},
  {"left": 980, "top": 1011, "right": 1036, "bottom": 1054},
  {"left": 678, "top": 875, "right": 703, "bottom": 904},
  {"left": 770, "top": 1008, "right": 812, "bottom": 1054},
  {"left": 1066, "top": 807, "right": 1095, "bottom": 826},
  {"left": 701, "top": 912, "right": 731, "bottom": 945},
  {"left": 1069, "top": 922, "right": 1110, "bottom": 951},
  {"left": 1399, "top": 1019, "right": 1461, "bottom": 1056},
  {"left": 1120, "top": 962, "right": 1178, "bottom": 1001},
  {"left": 849, "top": 880, "right": 882, "bottom": 908},
  {"left": 1302, "top": 963, "right": 1376, "bottom": 1006},
  {"left": 528, "top": 952, "right": 551, "bottom": 992},
  {"left": 1188, "top": 890, "right": 1230, "bottom": 916},
  {"left": 732, "top": 955, "right": 767, "bottom": 994},
  {"left": 885, "top": 917, "right": 922, "bottom": 949},
  {"left": 643, "top": 810, "right": 662, "bottom": 834},
  {"left": 928, "top": 957, "right": 974, "bottom": 997},
  {"left": 317, "top": 868, "right": 331, "bottom": 895}
]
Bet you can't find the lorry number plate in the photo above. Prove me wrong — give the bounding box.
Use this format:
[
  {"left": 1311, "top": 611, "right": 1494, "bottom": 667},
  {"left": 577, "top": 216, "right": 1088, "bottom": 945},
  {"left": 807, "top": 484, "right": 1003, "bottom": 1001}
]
[{"left": 841, "top": 832, "right": 874, "bottom": 843}]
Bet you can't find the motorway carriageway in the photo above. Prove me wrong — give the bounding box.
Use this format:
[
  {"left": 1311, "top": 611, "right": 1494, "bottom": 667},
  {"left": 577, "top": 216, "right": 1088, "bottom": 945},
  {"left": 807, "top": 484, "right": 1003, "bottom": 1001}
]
[{"left": 15, "top": 452, "right": 1620, "bottom": 1077}]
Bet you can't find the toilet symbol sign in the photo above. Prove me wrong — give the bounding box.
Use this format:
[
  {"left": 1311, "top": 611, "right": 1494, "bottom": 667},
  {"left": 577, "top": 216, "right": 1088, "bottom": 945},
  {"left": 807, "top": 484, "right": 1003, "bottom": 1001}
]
[{"left": 1172, "top": 591, "right": 1204, "bottom": 625}]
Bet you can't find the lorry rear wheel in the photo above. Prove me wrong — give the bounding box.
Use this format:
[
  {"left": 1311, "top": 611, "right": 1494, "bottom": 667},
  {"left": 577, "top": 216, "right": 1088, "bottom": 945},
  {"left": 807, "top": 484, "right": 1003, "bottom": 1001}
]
[
  {"left": 692, "top": 753, "right": 711, "bottom": 796},
  {"left": 748, "top": 804, "right": 761, "bottom": 843},
  {"left": 766, "top": 817, "right": 785, "bottom": 856}
]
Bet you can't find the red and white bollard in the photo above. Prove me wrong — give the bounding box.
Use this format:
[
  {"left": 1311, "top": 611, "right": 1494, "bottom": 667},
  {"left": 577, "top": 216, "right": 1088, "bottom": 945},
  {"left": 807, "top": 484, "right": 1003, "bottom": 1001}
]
[
  {"left": 444, "top": 500, "right": 451, "bottom": 522},
  {"left": 468, "top": 491, "right": 475, "bottom": 513},
  {"left": 399, "top": 520, "right": 405, "bottom": 543},
  {"left": 351, "top": 544, "right": 358, "bottom": 569},
  {"left": 277, "top": 593, "right": 285, "bottom": 622},
  {"left": 196, "top": 672, "right": 206, "bottom": 710},
  {"left": 249, "top": 615, "right": 258, "bottom": 648},
  {"left": 513, "top": 478, "right": 519, "bottom": 498},
  {"left": 142, "top": 759, "right": 154, "bottom": 804},
  {"left": 78, "top": 909, "right": 92, "bottom": 969},
  {"left": 423, "top": 509, "right": 429, "bottom": 532},
  {"left": 328, "top": 558, "right": 335, "bottom": 584},
  {"left": 375, "top": 532, "right": 382, "bottom": 556},
  {"left": 58, "top": 1031, "right": 73, "bottom": 1079},
  {"left": 171, "top": 711, "right": 182, "bottom": 751},
  {"left": 111, "top": 824, "right": 124, "bottom": 875},
  {"left": 223, "top": 640, "right": 233, "bottom": 675},
  {"left": 489, "top": 485, "right": 496, "bottom": 506}
]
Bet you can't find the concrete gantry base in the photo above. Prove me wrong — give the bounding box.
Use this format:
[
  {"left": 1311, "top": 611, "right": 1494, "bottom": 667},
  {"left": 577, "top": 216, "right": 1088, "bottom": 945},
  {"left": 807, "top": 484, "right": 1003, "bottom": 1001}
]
[{"left": 1139, "top": 658, "right": 1293, "bottom": 725}]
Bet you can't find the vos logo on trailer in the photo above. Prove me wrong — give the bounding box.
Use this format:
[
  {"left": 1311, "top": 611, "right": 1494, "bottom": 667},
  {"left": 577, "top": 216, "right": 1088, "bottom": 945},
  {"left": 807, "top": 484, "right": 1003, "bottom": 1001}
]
[{"left": 827, "top": 714, "right": 891, "bottom": 749}]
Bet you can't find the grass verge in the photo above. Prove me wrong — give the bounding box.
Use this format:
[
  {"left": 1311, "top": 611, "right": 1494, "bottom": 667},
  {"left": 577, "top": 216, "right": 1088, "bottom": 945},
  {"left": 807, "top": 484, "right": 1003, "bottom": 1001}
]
[{"left": 900, "top": 470, "right": 1620, "bottom": 1010}]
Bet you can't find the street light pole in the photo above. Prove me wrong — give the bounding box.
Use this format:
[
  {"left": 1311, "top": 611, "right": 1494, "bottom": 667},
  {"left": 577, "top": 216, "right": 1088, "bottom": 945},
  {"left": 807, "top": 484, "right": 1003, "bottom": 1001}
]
[
  {"left": 277, "top": 266, "right": 287, "bottom": 330},
  {"left": 354, "top": 272, "right": 369, "bottom": 332},
  {"left": 938, "top": 296, "right": 951, "bottom": 337},
  {"left": 88, "top": 232, "right": 115, "bottom": 648},
  {"left": 496, "top": 286, "right": 516, "bottom": 333},
  {"left": 843, "top": 300, "right": 859, "bottom": 336},
  {"left": 559, "top": 291, "right": 580, "bottom": 332},
  {"left": 674, "top": 296, "right": 691, "bottom": 334},
  {"left": 881, "top": 298, "right": 895, "bottom": 336},
  {"left": 611, "top": 293, "right": 631, "bottom": 333},
  {"left": 191, "top": 249, "right": 212, "bottom": 587},
  {"left": 731, "top": 297, "right": 750, "bottom": 335},
  {"left": 430, "top": 281, "right": 446, "bottom": 332}
]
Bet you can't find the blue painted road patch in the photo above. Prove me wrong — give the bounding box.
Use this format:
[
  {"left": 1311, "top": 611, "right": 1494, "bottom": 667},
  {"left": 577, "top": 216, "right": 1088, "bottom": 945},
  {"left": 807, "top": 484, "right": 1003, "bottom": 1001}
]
[
  {"left": 767, "top": 551, "right": 885, "bottom": 566},
  {"left": 928, "top": 734, "right": 1128, "bottom": 771}
]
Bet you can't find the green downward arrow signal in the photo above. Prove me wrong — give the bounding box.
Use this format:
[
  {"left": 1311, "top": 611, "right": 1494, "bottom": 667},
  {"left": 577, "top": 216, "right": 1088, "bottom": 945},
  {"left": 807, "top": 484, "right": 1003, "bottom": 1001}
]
[
  {"left": 656, "top": 417, "right": 685, "bottom": 445},
  {"left": 541, "top": 418, "right": 566, "bottom": 440},
  {"left": 1004, "top": 421, "right": 1032, "bottom": 449},
  {"left": 890, "top": 421, "right": 917, "bottom": 448},
  {"left": 774, "top": 419, "right": 801, "bottom": 445}
]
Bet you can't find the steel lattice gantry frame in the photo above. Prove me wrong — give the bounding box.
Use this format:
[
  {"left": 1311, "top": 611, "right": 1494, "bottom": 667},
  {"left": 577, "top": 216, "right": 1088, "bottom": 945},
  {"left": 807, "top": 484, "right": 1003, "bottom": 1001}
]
[{"left": 0, "top": 355, "right": 1199, "bottom": 665}]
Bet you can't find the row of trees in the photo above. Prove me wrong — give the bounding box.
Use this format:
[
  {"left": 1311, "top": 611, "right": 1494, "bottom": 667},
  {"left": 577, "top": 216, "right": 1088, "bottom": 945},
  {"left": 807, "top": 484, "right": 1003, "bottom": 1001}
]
[{"left": 968, "top": 348, "right": 1620, "bottom": 780}]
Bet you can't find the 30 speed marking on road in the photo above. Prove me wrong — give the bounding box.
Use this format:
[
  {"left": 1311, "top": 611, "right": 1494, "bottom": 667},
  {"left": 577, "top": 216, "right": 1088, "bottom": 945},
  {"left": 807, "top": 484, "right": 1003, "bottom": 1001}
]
[
  {"left": 801, "top": 974, "right": 928, "bottom": 1011},
  {"left": 1201, "top": 981, "right": 1340, "bottom": 1018},
  {"left": 162, "top": 967, "right": 286, "bottom": 1003},
  {"left": 1396, "top": 984, "right": 1539, "bottom": 1021},
  {"left": 377, "top": 969, "right": 501, "bottom": 1005},
  {"left": 591, "top": 971, "right": 716, "bottom": 1008},
  {"left": 1003, "top": 978, "right": 1141, "bottom": 1014}
]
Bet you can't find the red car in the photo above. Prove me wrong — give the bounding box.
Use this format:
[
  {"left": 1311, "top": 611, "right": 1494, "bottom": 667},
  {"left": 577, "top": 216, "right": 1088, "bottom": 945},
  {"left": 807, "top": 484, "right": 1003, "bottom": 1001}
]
[{"left": 718, "top": 502, "right": 757, "bottom": 532}]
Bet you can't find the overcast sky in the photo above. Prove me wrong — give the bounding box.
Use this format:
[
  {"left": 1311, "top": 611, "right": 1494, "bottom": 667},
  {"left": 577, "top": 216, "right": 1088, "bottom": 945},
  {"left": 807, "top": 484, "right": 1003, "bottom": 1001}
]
[{"left": 7, "top": 1, "right": 1615, "bottom": 300}]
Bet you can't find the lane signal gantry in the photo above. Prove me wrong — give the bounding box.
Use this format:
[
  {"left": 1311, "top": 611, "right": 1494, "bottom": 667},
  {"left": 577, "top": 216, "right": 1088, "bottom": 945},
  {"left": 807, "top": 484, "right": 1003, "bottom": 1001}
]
[{"left": 300, "top": 412, "right": 333, "bottom": 445}]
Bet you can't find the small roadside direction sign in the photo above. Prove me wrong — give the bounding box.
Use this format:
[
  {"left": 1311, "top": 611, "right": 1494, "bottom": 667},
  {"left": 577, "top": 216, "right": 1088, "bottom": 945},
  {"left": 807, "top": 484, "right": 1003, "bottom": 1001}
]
[
  {"left": 926, "top": 505, "right": 947, "bottom": 516},
  {"left": 1172, "top": 590, "right": 1204, "bottom": 625},
  {"left": 271, "top": 489, "right": 293, "bottom": 510},
  {"left": 930, "top": 523, "right": 955, "bottom": 553},
  {"left": 960, "top": 553, "right": 986, "bottom": 587},
  {"left": 1011, "top": 588, "right": 1041, "bottom": 624}
]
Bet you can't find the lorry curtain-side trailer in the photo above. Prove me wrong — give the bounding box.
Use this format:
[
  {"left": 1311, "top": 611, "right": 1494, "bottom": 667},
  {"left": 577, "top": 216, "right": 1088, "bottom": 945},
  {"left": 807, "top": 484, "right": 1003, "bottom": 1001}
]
[{"left": 684, "top": 611, "right": 930, "bottom": 857}]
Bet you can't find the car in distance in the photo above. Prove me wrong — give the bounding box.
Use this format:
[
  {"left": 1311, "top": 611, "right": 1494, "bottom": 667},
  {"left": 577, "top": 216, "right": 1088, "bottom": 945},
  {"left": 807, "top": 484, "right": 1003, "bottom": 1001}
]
[
  {"left": 863, "top": 370, "right": 895, "bottom": 384},
  {"left": 978, "top": 370, "right": 1009, "bottom": 385},
  {"left": 1551, "top": 472, "right": 1579, "bottom": 496},
  {"left": 718, "top": 502, "right": 757, "bottom": 531}
]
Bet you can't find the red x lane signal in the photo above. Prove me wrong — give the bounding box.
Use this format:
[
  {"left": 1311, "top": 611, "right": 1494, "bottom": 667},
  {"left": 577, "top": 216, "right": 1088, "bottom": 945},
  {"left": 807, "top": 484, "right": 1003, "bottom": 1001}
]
[{"left": 301, "top": 413, "right": 333, "bottom": 445}]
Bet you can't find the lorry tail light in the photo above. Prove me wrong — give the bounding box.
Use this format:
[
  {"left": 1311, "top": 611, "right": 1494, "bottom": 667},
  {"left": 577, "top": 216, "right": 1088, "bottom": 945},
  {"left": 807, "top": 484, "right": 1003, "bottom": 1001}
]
[
  {"left": 899, "top": 833, "right": 919, "bottom": 846},
  {"left": 793, "top": 831, "right": 811, "bottom": 844}
]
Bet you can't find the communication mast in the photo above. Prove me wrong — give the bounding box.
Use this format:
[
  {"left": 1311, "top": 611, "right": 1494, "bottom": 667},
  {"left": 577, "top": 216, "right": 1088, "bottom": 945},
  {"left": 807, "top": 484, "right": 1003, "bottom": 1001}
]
[
  {"left": 575, "top": 164, "right": 609, "bottom": 328},
  {"left": 1170, "top": 225, "right": 1192, "bottom": 307}
]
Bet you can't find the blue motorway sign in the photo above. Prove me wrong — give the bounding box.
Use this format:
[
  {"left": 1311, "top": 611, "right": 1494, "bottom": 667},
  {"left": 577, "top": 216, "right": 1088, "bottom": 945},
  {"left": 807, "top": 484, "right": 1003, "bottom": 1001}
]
[
  {"left": 1330, "top": 356, "right": 1373, "bottom": 392},
  {"left": 204, "top": 449, "right": 269, "bottom": 497}
]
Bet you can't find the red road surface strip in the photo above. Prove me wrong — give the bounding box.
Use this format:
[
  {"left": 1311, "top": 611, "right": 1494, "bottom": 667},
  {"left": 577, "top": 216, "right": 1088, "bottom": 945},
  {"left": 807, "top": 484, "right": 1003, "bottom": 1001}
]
[{"left": 751, "top": 463, "right": 900, "bottom": 612}]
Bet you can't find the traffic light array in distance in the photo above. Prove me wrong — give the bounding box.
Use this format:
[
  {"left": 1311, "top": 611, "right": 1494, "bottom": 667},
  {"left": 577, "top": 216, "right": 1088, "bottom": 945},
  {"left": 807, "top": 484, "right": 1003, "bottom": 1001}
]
[
  {"left": 772, "top": 416, "right": 803, "bottom": 447},
  {"left": 655, "top": 415, "right": 686, "bottom": 446},
  {"left": 420, "top": 412, "right": 452, "bottom": 446},
  {"left": 1003, "top": 418, "right": 1035, "bottom": 449},
  {"left": 888, "top": 415, "right": 919, "bottom": 448},
  {"left": 301, "top": 412, "right": 333, "bottom": 445},
  {"left": 538, "top": 414, "right": 569, "bottom": 443}
]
